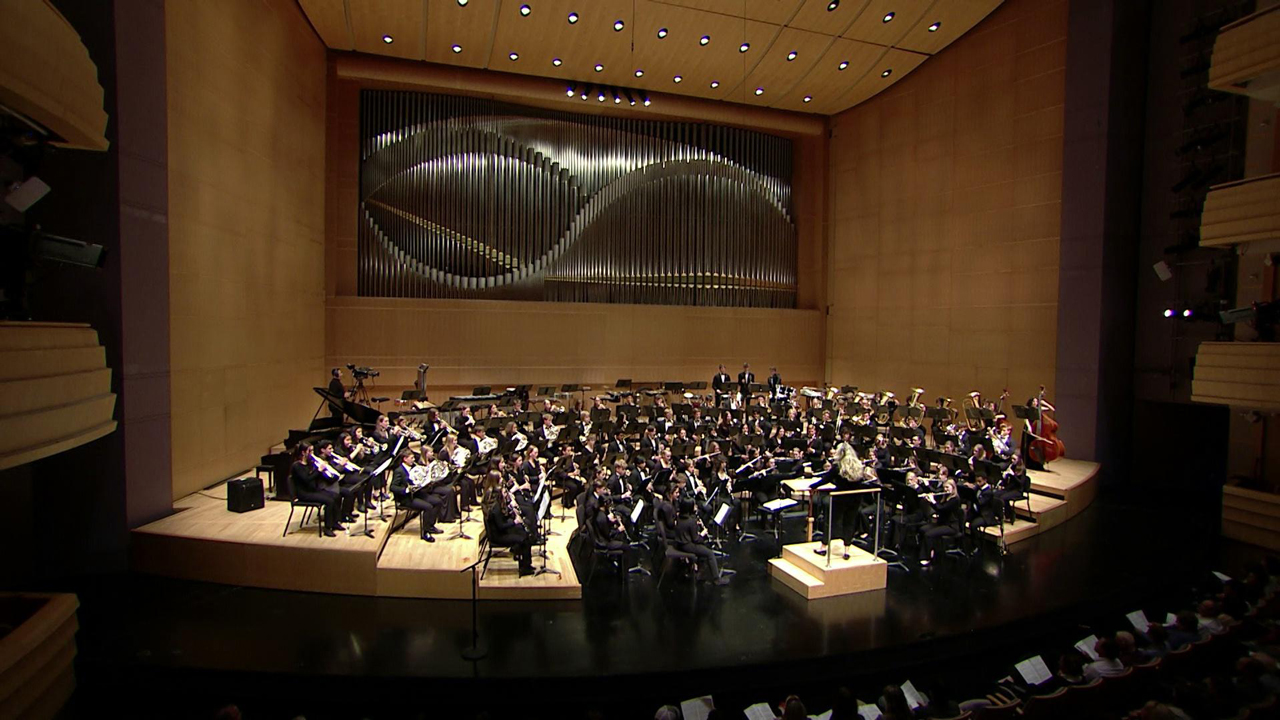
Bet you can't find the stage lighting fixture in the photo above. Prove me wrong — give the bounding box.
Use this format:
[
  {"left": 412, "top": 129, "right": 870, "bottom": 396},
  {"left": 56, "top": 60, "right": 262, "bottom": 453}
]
[
  {"left": 1183, "top": 309, "right": 1193, "bottom": 318},
  {"left": 581, "top": 86, "right": 590, "bottom": 100},
  {"left": 382, "top": 35, "right": 394, "bottom": 44},
  {"left": 673, "top": 75, "right": 682, "bottom": 83},
  {"left": 624, "top": 89, "right": 635, "bottom": 105},
  {"left": 598, "top": 91, "right": 606, "bottom": 102},
  {"left": 567, "top": 11, "right": 578, "bottom": 24},
  {"left": 827, "top": 0, "right": 839, "bottom": 10},
  {"left": 594, "top": 63, "right": 604, "bottom": 72},
  {"left": 803, "top": 95, "right": 812, "bottom": 103},
  {"left": 710, "top": 80, "right": 720, "bottom": 88},
  {"left": 614, "top": 20, "right": 624, "bottom": 31},
  {"left": 457, "top": 0, "right": 467, "bottom": 5},
  {"left": 643, "top": 97, "right": 651, "bottom": 106},
  {"left": 754, "top": 87, "right": 764, "bottom": 95},
  {"left": 882, "top": 12, "right": 895, "bottom": 22},
  {"left": 451, "top": 44, "right": 462, "bottom": 53},
  {"left": 552, "top": 58, "right": 562, "bottom": 66},
  {"left": 657, "top": 27, "right": 668, "bottom": 38},
  {"left": 739, "top": 42, "right": 750, "bottom": 52},
  {"left": 787, "top": 50, "right": 797, "bottom": 61},
  {"left": 700, "top": 35, "right": 710, "bottom": 45},
  {"left": 838, "top": 60, "right": 849, "bottom": 70},
  {"left": 1163, "top": 309, "right": 1174, "bottom": 318},
  {"left": 881, "top": 68, "right": 892, "bottom": 77},
  {"left": 519, "top": 4, "right": 530, "bottom": 16},
  {"left": 928, "top": 21, "right": 941, "bottom": 32},
  {"left": 614, "top": 93, "right": 622, "bottom": 104},
  {"left": 635, "top": 69, "right": 644, "bottom": 77},
  {"left": 566, "top": 86, "right": 575, "bottom": 97},
  {"left": 509, "top": 52, "right": 519, "bottom": 61}
]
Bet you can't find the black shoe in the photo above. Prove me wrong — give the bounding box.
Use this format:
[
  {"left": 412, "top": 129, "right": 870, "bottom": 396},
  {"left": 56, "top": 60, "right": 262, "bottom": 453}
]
[
  {"left": 420, "top": 534, "right": 435, "bottom": 542},
  {"left": 425, "top": 526, "right": 443, "bottom": 534},
  {"left": 322, "top": 529, "right": 337, "bottom": 537},
  {"left": 519, "top": 566, "right": 535, "bottom": 577},
  {"left": 334, "top": 523, "right": 346, "bottom": 531},
  {"left": 814, "top": 547, "right": 827, "bottom": 556}
]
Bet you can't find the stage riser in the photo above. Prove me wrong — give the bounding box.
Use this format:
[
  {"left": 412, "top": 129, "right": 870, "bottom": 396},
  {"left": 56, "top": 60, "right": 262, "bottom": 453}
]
[{"left": 770, "top": 542, "right": 887, "bottom": 600}]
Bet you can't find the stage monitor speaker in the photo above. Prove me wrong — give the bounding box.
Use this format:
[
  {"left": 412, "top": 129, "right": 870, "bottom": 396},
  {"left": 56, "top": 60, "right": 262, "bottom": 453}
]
[{"left": 227, "top": 477, "right": 264, "bottom": 513}]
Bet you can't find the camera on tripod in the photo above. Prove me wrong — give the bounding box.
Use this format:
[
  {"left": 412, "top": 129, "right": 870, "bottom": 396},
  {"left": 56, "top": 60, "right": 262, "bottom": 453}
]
[{"left": 346, "top": 363, "right": 380, "bottom": 381}]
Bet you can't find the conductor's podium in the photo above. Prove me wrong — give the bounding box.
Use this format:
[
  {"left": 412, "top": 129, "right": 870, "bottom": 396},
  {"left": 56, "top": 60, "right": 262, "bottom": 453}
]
[{"left": 769, "top": 542, "right": 887, "bottom": 600}]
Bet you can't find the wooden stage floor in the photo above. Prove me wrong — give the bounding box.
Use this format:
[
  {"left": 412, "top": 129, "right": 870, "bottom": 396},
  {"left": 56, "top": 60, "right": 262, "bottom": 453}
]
[{"left": 131, "top": 482, "right": 582, "bottom": 601}]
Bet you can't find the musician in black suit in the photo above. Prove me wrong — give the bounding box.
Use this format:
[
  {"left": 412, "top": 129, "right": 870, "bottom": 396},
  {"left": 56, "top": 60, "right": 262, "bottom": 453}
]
[
  {"left": 551, "top": 443, "right": 583, "bottom": 508},
  {"left": 712, "top": 365, "right": 732, "bottom": 405},
  {"left": 675, "top": 499, "right": 729, "bottom": 585},
  {"left": 389, "top": 448, "right": 443, "bottom": 542},
  {"left": 488, "top": 480, "right": 534, "bottom": 576},
  {"left": 290, "top": 442, "right": 343, "bottom": 537},
  {"left": 737, "top": 363, "right": 755, "bottom": 401},
  {"left": 654, "top": 485, "right": 680, "bottom": 541},
  {"left": 328, "top": 368, "right": 346, "bottom": 419},
  {"left": 997, "top": 454, "right": 1028, "bottom": 522},
  {"left": 767, "top": 367, "right": 782, "bottom": 399},
  {"left": 968, "top": 473, "right": 999, "bottom": 545}
]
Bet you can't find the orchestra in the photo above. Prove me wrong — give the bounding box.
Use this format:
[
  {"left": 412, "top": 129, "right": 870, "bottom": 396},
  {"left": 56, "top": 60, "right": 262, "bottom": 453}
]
[{"left": 291, "top": 363, "right": 1062, "bottom": 586}]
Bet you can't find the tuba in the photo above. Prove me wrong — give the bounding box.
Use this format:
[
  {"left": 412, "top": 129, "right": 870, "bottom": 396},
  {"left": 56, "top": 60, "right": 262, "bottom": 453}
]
[
  {"left": 907, "top": 387, "right": 924, "bottom": 408},
  {"left": 962, "top": 391, "right": 983, "bottom": 431}
]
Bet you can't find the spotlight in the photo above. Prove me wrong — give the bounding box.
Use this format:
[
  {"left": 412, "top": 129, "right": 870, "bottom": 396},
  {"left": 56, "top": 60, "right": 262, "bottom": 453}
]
[
  {"left": 457, "top": 0, "right": 467, "bottom": 5},
  {"left": 635, "top": 69, "right": 644, "bottom": 77},
  {"left": 614, "top": 19, "right": 624, "bottom": 31},
  {"left": 739, "top": 42, "right": 750, "bottom": 52},
  {"left": 787, "top": 50, "right": 797, "bottom": 61},
  {"left": 673, "top": 75, "right": 682, "bottom": 83},
  {"left": 451, "top": 44, "right": 462, "bottom": 53},
  {"left": 838, "top": 60, "right": 849, "bottom": 70},
  {"left": 882, "top": 11, "right": 895, "bottom": 22},
  {"left": 1163, "top": 309, "right": 1174, "bottom": 318},
  {"left": 509, "top": 52, "right": 519, "bottom": 61},
  {"left": 624, "top": 89, "right": 636, "bottom": 106},
  {"left": 657, "top": 27, "right": 668, "bottom": 38},
  {"left": 519, "top": 4, "right": 530, "bottom": 16},
  {"left": 598, "top": 91, "right": 606, "bottom": 102},
  {"left": 827, "top": 0, "right": 839, "bottom": 10},
  {"left": 594, "top": 63, "right": 604, "bottom": 72},
  {"left": 382, "top": 34, "right": 394, "bottom": 44},
  {"left": 567, "top": 11, "right": 578, "bottom": 23},
  {"left": 710, "top": 80, "right": 720, "bottom": 88},
  {"left": 1183, "top": 308, "right": 1193, "bottom": 318},
  {"left": 567, "top": 86, "right": 575, "bottom": 97},
  {"left": 881, "top": 68, "right": 892, "bottom": 77},
  {"left": 614, "top": 93, "right": 622, "bottom": 104},
  {"left": 643, "top": 97, "right": 651, "bottom": 106},
  {"left": 700, "top": 35, "right": 710, "bottom": 45},
  {"left": 552, "top": 57, "right": 562, "bottom": 66},
  {"left": 581, "top": 85, "right": 589, "bottom": 100},
  {"left": 928, "top": 21, "right": 941, "bottom": 32},
  {"left": 754, "top": 87, "right": 764, "bottom": 95},
  {"left": 803, "top": 95, "right": 812, "bottom": 103}
]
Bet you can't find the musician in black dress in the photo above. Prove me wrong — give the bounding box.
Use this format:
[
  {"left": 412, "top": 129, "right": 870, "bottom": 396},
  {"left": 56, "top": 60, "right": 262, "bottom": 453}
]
[
  {"left": 389, "top": 448, "right": 443, "bottom": 542},
  {"left": 997, "top": 454, "right": 1028, "bottom": 522},
  {"left": 290, "top": 442, "right": 343, "bottom": 537},
  {"left": 674, "top": 499, "right": 729, "bottom": 585},
  {"left": 712, "top": 365, "right": 732, "bottom": 405},
  {"left": 919, "top": 478, "right": 962, "bottom": 565},
  {"left": 488, "top": 480, "right": 534, "bottom": 576},
  {"left": 551, "top": 443, "right": 583, "bottom": 508}
]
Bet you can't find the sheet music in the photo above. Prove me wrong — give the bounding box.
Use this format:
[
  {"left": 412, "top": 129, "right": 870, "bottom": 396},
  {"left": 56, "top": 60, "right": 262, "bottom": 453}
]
[
  {"left": 856, "top": 704, "right": 882, "bottom": 720},
  {"left": 714, "top": 503, "right": 731, "bottom": 525},
  {"left": 537, "top": 491, "right": 550, "bottom": 522},
  {"left": 1075, "top": 635, "right": 1100, "bottom": 661},
  {"left": 743, "top": 703, "right": 775, "bottom": 720},
  {"left": 534, "top": 478, "right": 546, "bottom": 503},
  {"left": 810, "top": 711, "right": 833, "bottom": 720},
  {"left": 901, "top": 680, "right": 925, "bottom": 710},
  {"left": 372, "top": 456, "right": 393, "bottom": 476},
  {"left": 630, "top": 498, "right": 645, "bottom": 524},
  {"left": 680, "top": 695, "right": 715, "bottom": 720},
  {"left": 791, "top": 476, "right": 823, "bottom": 490},
  {"left": 1126, "top": 610, "right": 1149, "bottom": 632},
  {"left": 762, "top": 498, "right": 799, "bottom": 512},
  {"left": 1166, "top": 613, "right": 1178, "bottom": 625},
  {"left": 1015, "top": 656, "right": 1053, "bottom": 686}
]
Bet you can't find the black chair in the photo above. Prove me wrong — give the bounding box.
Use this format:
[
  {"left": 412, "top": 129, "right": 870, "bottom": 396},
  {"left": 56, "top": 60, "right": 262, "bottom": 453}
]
[
  {"left": 654, "top": 522, "right": 696, "bottom": 588},
  {"left": 388, "top": 488, "right": 423, "bottom": 538},
  {"left": 583, "top": 511, "right": 625, "bottom": 583},
  {"left": 280, "top": 476, "right": 327, "bottom": 538},
  {"left": 478, "top": 509, "right": 513, "bottom": 580}
]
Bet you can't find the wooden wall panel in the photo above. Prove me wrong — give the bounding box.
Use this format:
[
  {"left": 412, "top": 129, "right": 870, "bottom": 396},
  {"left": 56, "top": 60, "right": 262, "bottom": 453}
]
[
  {"left": 167, "top": 0, "right": 327, "bottom": 500},
  {"left": 326, "top": 297, "right": 824, "bottom": 391},
  {"left": 825, "top": 0, "right": 1065, "bottom": 406}
]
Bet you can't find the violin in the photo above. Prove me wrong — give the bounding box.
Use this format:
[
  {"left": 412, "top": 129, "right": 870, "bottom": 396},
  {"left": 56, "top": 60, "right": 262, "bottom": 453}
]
[{"left": 1027, "top": 385, "right": 1066, "bottom": 465}]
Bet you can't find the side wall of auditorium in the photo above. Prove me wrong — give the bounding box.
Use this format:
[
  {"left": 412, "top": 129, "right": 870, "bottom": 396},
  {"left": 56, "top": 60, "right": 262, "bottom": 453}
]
[
  {"left": 166, "top": 0, "right": 328, "bottom": 500},
  {"left": 825, "top": 0, "right": 1068, "bottom": 408}
]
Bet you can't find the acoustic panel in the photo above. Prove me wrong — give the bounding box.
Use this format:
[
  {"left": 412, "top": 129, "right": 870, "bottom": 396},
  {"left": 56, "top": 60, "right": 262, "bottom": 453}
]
[{"left": 358, "top": 89, "right": 797, "bottom": 307}]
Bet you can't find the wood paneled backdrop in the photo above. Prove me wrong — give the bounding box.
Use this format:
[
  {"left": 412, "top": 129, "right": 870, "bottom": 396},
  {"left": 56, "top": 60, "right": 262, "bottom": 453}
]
[
  {"left": 825, "top": 0, "right": 1066, "bottom": 407},
  {"left": 167, "top": 0, "right": 327, "bottom": 500}
]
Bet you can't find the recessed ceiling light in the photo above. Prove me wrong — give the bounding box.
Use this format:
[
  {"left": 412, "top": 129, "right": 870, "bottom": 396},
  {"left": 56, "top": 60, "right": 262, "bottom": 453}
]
[
  {"left": 754, "top": 87, "right": 764, "bottom": 95},
  {"left": 614, "top": 19, "right": 625, "bottom": 31},
  {"left": 629, "top": 98, "right": 636, "bottom": 106},
  {"left": 673, "top": 75, "right": 682, "bottom": 83},
  {"left": 838, "top": 60, "right": 849, "bottom": 70},
  {"left": 581, "top": 89, "right": 589, "bottom": 100},
  {"left": 594, "top": 63, "right": 604, "bottom": 72},
  {"left": 827, "top": 0, "right": 839, "bottom": 10},
  {"left": 566, "top": 87, "right": 575, "bottom": 97},
  {"left": 635, "top": 69, "right": 644, "bottom": 77},
  {"left": 739, "top": 42, "right": 750, "bottom": 53},
  {"left": 882, "top": 11, "right": 895, "bottom": 22},
  {"left": 786, "top": 50, "right": 797, "bottom": 61},
  {"left": 881, "top": 68, "right": 892, "bottom": 77},
  {"left": 457, "top": 0, "right": 467, "bottom": 5},
  {"left": 803, "top": 95, "right": 812, "bottom": 103},
  {"left": 552, "top": 57, "right": 562, "bottom": 66},
  {"left": 451, "top": 44, "right": 462, "bottom": 53},
  {"left": 928, "top": 21, "right": 941, "bottom": 32},
  {"left": 614, "top": 95, "right": 622, "bottom": 104},
  {"left": 643, "top": 97, "right": 651, "bottom": 106},
  {"left": 509, "top": 52, "right": 519, "bottom": 61},
  {"left": 710, "top": 80, "right": 720, "bottom": 88},
  {"left": 597, "top": 92, "right": 605, "bottom": 102},
  {"left": 567, "top": 11, "right": 579, "bottom": 24},
  {"left": 382, "top": 35, "right": 394, "bottom": 44},
  {"left": 519, "top": 4, "right": 530, "bottom": 16},
  {"left": 657, "top": 27, "right": 668, "bottom": 38},
  {"left": 700, "top": 35, "right": 710, "bottom": 45}
]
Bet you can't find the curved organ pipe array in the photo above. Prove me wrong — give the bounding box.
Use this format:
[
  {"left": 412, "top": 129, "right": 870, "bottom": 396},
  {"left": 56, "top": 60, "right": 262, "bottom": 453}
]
[{"left": 359, "top": 90, "right": 797, "bottom": 308}]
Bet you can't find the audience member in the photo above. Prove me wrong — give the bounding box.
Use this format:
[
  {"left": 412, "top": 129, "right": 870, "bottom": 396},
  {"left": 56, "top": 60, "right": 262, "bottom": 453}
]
[{"left": 1084, "top": 637, "right": 1126, "bottom": 681}]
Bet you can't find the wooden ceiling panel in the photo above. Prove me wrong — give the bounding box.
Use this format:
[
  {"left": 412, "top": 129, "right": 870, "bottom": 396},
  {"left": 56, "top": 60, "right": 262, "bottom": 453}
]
[
  {"left": 297, "top": 0, "right": 353, "bottom": 50},
  {"left": 827, "top": 46, "right": 927, "bottom": 111},
  {"left": 784, "top": 38, "right": 887, "bottom": 113},
  {"left": 489, "top": 0, "right": 634, "bottom": 85},
  {"left": 741, "top": 27, "right": 834, "bottom": 107},
  {"left": 896, "top": 0, "right": 1001, "bottom": 55},
  {"left": 424, "top": 0, "right": 500, "bottom": 68},
  {"left": 348, "top": 0, "right": 425, "bottom": 60},
  {"left": 632, "top": 1, "right": 750, "bottom": 101},
  {"left": 842, "top": 0, "right": 937, "bottom": 46},
  {"left": 787, "top": 0, "right": 867, "bottom": 35}
]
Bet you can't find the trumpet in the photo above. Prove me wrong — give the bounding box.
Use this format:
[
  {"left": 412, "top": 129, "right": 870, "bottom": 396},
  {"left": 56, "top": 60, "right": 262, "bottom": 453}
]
[{"left": 311, "top": 454, "right": 342, "bottom": 480}]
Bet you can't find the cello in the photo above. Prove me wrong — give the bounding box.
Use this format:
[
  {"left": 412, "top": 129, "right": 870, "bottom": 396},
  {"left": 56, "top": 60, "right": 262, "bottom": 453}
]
[{"left": 1027, "top": 386, "right": 1065, "bottom": 465}]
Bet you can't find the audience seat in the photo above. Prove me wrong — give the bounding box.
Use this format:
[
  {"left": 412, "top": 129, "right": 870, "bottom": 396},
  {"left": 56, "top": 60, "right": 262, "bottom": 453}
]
[{"left": 1018, "top": 687, "right": 1072, "bottom": 720}]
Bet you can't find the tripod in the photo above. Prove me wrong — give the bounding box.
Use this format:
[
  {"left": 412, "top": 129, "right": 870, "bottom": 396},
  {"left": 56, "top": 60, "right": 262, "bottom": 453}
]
[{"left": 352, "top": 376, "right": 372, "bottom": 406}]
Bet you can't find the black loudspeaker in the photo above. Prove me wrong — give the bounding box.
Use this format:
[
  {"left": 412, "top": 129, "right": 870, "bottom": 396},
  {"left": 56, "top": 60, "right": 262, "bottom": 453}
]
[{"left": 227, "top": 477, "right": 264, "bottom": 513}]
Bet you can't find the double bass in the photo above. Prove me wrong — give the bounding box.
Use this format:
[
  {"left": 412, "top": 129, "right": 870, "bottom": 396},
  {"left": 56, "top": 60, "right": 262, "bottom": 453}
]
[{"left": 1027, "top": 386, "right": 1065, "bottom": 465}]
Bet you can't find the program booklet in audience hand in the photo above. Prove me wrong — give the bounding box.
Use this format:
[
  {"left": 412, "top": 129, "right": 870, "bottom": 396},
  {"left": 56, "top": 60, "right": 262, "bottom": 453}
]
[
  {"left": 1166, "top": 613, "right": 1178, "bottom": 626},
  {"left": 1213, "top": 571, "right": 1231, "bottom": 583},
  {"left": 743, "top": 702, "right": 775, "bottom": 720},
  {"left": 856, "top": 703, "right": 883, "bottom": 720},
  {"left": 680, "top": 695, "right": 715, "bottom": 720},
  {"left": 901, "top": 680, "right": 925, "bottom": 710},
  {"left": 809, "top": 711, "right": 833, "bottom": 720},
  {"left": 1015, "top": 655, "right": 1053, "bottom": 686},
  {"left": 1075, "top": 635, "right": 1100, "bottom": 661},
  {"left": 1126, "top": 610, "right": 1149, "bottom": 632}
]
